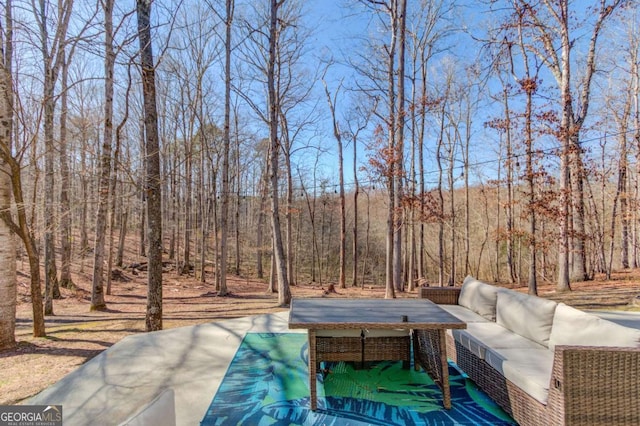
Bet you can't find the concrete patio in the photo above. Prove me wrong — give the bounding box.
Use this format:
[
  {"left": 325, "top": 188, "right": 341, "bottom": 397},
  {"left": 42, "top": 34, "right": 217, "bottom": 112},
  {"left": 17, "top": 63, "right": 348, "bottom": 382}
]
[
  {"left": 26, "top": 311, "right": 297, "bottom": 425},
  {"left": 25, "top": 309, "right": 640, "bottom": 425}
]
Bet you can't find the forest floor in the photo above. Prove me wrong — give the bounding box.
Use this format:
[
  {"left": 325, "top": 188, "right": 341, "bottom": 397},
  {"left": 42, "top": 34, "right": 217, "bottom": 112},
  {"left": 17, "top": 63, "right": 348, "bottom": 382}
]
[{"left": 1, "top": 263, "right": 639, "bottom": 405}]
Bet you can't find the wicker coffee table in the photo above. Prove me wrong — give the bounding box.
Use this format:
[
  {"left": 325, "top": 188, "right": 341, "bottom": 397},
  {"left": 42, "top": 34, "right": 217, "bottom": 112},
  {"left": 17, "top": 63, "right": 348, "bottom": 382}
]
[{"left": 288, "top": 298, "right": 466, "bottom": 411}]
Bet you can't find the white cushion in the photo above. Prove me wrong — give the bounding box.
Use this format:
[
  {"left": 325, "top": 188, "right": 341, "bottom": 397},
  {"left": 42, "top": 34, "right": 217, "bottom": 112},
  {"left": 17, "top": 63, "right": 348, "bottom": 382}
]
[
  {"left": 484, "top": 348, "right": 553, "bottom": 404},
  {"left": 439, "top": 305, "right": 491, "bottom": 323},
  {"left": 496, "top": 289, "right": 557, "bottom": 348},
  {"left": 458, "top": 276, "right": 500, "bottom": 321},
  {"left": 549, "top": 303, "right": 640, "bottom": 351},
  {"left": 452, "top": 322, "right": 546, "bottom": 359},
  {"left": 316, "top": 329, "right": 410, "bottom": 338},
  {"left": 366, "top": 329, "right": 411, "bottom": 338},
  {"left": 316, "top": 329, "right": 362, "bottom": 337}
]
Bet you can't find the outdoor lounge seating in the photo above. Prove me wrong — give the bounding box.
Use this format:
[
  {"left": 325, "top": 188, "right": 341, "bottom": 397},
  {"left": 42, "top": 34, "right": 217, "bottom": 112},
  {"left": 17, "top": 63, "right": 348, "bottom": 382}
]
[{"left": 417, "top": 276, "right": 640, "bottom": 425}]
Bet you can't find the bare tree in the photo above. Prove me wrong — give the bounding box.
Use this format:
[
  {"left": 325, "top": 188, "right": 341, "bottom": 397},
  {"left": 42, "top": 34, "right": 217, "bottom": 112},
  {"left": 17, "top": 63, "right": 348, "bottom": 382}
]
[
  {"left": 236, "top": 0, "right": 312, "bottom": 304},
  {"left": 0, "top": 0, "right": 17, "bottom": 348},
  {"left": 510, "top": 0, "right": 624, "bottom": 290},
  {"left": 219, "top": 0, "right": 234, "bottom": 296},
  {"left": 35, "top": 0, "right": 74, "bottom": 315},
  {"left": 91, "top": 0, "right": 115, "bottom": 311},
  {"left": 356, "top": 0, "right": 403, "bottom": 297},
  {"left": 267, "top": 0, "right": 291, "bottom": 306},
  {"left": 509, "top": 8, "right": 541, "bottom": 294},
  {"left": 137, "top": 0, "right": 163, "bottom": 331},
  {"left": 322, "top": 74, "right": 347, "bottom": 289},
  {"left": 0, "top": 0, "right": 45, "bottom": 338},
  {"left": 58, "top": 49, "right": 74, "bottom": 290},
  {"left": 345, "top": 101, "right": 373, "bottom": 288},
  {"left": 393, "top": 0, "right": 407, "bottom": 293}
]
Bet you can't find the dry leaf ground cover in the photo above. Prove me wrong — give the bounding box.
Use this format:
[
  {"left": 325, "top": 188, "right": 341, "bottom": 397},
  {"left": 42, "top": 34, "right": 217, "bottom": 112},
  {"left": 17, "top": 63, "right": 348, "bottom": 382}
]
[{"left": 1, "top": 266, "right": 639, "bottom": 405}]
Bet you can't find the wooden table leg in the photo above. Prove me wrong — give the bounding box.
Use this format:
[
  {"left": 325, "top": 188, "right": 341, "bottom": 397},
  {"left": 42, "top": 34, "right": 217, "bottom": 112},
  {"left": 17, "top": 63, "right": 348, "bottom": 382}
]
[
  {"left": 308, "top": 329, "right": 317, "bottom": 411},
  {"left": 438, "top": 329, "right": 452, "bottom": 409}
]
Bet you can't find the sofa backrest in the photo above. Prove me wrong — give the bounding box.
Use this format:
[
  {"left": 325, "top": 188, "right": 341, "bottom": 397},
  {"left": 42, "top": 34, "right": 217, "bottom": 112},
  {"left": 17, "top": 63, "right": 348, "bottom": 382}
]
[
  {"left": 496, "top": 289, "right": 558, "bottom": 348},
  {"left": 458, "top": 276, "right": 499, "bottom": 321},
  {"left": 548, "top": 303, "right": 640, "bottom": 351}
]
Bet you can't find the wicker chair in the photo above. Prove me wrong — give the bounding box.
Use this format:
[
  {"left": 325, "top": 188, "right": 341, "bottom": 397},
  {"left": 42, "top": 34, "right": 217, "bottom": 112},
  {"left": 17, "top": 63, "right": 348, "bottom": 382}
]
[{"left": 418, "top": 286, "right": 640, "bottom": 426}]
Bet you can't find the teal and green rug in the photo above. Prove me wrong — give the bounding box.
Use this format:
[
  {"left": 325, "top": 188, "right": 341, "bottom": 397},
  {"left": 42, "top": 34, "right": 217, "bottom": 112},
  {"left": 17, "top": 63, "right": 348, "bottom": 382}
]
[{"left": 201, "top": 333, "right": 515, "bottom": 425}]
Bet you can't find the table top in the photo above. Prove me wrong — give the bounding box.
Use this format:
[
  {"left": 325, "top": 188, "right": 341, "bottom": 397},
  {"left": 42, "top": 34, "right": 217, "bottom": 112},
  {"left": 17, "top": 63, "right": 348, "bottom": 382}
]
[{"left": 288, "top": 298, "right": 466, "bottom": 330}]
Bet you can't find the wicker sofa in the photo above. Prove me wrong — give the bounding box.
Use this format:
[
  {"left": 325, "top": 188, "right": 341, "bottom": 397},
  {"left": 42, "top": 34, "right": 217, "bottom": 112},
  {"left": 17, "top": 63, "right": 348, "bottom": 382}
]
[{"left": 417, "top": 276, "right": 640, "bottom": 426}]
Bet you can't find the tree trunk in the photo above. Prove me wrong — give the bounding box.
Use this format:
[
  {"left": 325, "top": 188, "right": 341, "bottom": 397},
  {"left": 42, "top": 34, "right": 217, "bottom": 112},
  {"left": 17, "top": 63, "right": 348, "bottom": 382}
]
[
  {"left": 352, "top": 131, "right": 359, "bottom": 288},
  {"left": 569, "top": 137, "right": 588, "bottom": 282},
  {"left": 182, "top": 143, "right": 192, "bottom": 275},
  {"left": 38, "top": 0, "right": 73, "bottom": 314},
  {"left": 268, "top": 0, "right": 291, "bottom": 307},
  {"left": 436, "top": 99, "right": 446, "bottom": 286},
  {"left": 286, "top": 139, "right": 295, "bottom": 288},
  {"left": 43, "top": 61, "right": 58, "bottom": 315},
  {"left": 503, "top": 87, "right": 516, "bottom": 284},
  {"left": 418, "top": 49, "right": 427, "bottom": 281},
  {"left": 218, "top": 0, "right": 233, "bottom": 296},
  {"left": 117, "top": 210, "right": 127, "bottom": 267},
  {"left": 0, "top": 192, "right": 16, "bottom": 348},
  {"left": 511, "top": 14, "right": 539, "bottom": 294},
  {"left": 393, "top": 0, "right": 406, "bottom": 293},
  {"left": 80, "top": 130, "right": 89, "bottom": 257},
  {"left": 234, "top": 109, "right": 241, "bottom": 275},
  {"left": 168, "top": 146, "right": 176, "bottom": 261},
  {"left": 137, "top": 0, "right": 163, "bottom": 331},
  {"left": 447, "top": 123, "right": 456, "bottom": 286},
  {"left": 91, "top": 0, "right": 114, "bottom": 311},
  {"left": 107, "top": 75, "right": 126, "bottom": 295},
  {"left": 139, "top": 118, "right": 147, "bottom": 258},
  {"left": 384, "top": 0, "right": 397, "bottom": 299},
  {"left": 1, "top": 17, "right": 45, "bottom": 334},
  {"left": 0, "top": 9, "right": 17, "bottom": 346},
  {"left": 322, "top": 78, "right": 346, "bottom": 289},
  {"left": 256, "top": 159, "right": 268, "bottom": 279},
  {"left": 2, "top": 147, "right": 46, "bottom": 338},
  {"left": 556, "top": 3, "right": 572, "bottom": 292},
  {"left": 525, "top": 86, "right": 538, "bottom": 294},
  {"left": 59, "top": 52, "right": 74, "bottom": 290}
]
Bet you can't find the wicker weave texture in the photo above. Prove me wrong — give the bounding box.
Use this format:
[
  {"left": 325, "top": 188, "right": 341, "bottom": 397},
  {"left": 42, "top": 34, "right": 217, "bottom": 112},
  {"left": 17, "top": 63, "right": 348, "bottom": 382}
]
[
  {"left": 363, "top": 336, "right": 411, "bottom": 362},
  {"left": 316, "top": 337, "right": 362, "bottom": 363},
  {"left": 553, "top": 346, "right": 640, "bottom": 426},
  {"left": 419, "top": 287, "right": 461, "bottom": 304},
  {"left": 415, "top": 330, "right": 444, "bottom": 384},
  {"left": 439, "top": 316, "right": 640, "bottom": 425},
  {"left": 316, "top": 335, "right": 411, "bottom": 364}
]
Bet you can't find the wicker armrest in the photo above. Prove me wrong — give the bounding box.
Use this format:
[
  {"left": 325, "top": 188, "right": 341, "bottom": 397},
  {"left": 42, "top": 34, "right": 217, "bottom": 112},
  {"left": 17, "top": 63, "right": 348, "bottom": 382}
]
[
  {"left": 419, "top": 287, "right": 461, "bottom": 304},
  {"left": 549, "top": 345, "right": 640, "bottom": 425}
]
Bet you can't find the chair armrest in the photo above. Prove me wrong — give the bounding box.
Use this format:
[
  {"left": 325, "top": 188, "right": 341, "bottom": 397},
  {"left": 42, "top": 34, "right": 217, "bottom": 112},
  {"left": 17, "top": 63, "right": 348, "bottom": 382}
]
[
  {"left": 549, "top": 345, "right": 640, "bottom": 424},
  {"left": 419, "top": 287, "right": 461, "bottom": 304}
]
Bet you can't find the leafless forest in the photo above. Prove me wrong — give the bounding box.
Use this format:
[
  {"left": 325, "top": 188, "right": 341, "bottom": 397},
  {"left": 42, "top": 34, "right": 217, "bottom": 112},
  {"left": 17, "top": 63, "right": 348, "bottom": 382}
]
[{"left": 1, "top": 0, "right": 638, "bottom": 347}]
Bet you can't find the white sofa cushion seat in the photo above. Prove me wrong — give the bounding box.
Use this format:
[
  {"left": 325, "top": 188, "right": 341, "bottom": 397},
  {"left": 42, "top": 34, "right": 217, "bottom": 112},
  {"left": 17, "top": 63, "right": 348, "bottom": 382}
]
[
  {"left": 366, "top": 329, "right": 411, "bottom": 338},
  {"left": 458, "top": 276, "right": 500, "bottom": 321},
  {"left": 452, "top": 322, "right": 547, "bottom": 359},
  {"left": 483, "top": 347, "right": 554, "bottom": 404},
  {"left": 549, "top": 303, "right": 640, "bottom": 350},
  {"left": 316, "top": 329, "right": 410, "bottom": 338},
  {"left": 496, "top": 289, "right": 558, "bottom": 348},
  {"left": 316, "top": 329, "right": 362, "bottom": 337},
  {"left": 439, "top": 305, "right": 491, "bottom": 323}
]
